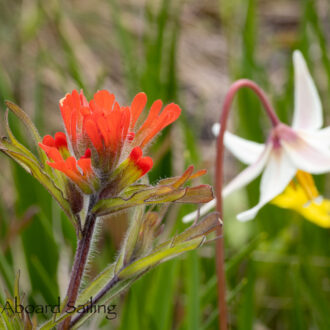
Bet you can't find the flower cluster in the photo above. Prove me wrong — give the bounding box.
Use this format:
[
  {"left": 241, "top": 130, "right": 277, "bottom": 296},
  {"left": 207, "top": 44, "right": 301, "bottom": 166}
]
[
  {"left": 39, "top": 90, "right": 179, "bottom": 194},
  {"left": 1, "top": 90, "right": 213, "bottom": 228}
]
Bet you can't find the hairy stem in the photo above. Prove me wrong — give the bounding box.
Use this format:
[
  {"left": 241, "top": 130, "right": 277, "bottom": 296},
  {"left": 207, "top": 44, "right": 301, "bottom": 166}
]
[
  {"left": 215, "top": 79, "right": 279, "bottom": 330},
  {"left": 60, "top": 196, "right": 97, "bottom": 330}
]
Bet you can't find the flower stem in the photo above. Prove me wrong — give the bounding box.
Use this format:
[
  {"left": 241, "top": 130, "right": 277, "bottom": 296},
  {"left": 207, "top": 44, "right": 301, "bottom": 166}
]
[
  {"left": 59, "top": 196, "right": 97, "bottom": 330},
  {"left": 215, "top": 79, "right": 278, "bottom": 330}
]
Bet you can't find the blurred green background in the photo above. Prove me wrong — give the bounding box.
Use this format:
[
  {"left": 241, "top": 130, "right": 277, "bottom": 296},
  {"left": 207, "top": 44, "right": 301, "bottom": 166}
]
[{"left": 0, "top": 0, "right": 329, "bottom": 329}]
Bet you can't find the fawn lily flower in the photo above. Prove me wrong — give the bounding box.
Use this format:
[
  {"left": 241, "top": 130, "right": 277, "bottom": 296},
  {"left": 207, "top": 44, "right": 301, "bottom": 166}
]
[{"left": 183, "top": 50, "right": 330, "bottom": 223}]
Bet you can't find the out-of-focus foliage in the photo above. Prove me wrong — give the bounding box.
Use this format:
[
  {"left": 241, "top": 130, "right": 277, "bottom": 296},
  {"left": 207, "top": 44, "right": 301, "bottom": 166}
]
[{"left": 0, "top": 0, "right": 329, "bottom": 329}]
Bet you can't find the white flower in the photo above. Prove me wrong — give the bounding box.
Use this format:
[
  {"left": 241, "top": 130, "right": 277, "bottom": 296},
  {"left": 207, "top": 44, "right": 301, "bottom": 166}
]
[{"left": 183, "top": 50, "right": 330, "bottom": 223}]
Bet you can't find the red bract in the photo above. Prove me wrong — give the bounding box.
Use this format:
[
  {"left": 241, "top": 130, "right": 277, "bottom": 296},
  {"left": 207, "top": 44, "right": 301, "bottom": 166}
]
[
  {"left": 39, "top": 133, "right": 96, "bottom": 194},
  {"left": 39, "top": 89, "right": 181, "bottom": 194}
]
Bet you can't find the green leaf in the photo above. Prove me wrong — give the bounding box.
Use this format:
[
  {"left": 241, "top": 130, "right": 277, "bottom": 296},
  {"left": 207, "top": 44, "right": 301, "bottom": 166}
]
[
  {"left": 118, "top": 236, "right": 205, "bottom": 279},
  {"left": 172, "top": 212, "right": 220, "bottom": 244},
  {"left": 13, "top": 271, "right": 20, "bottom": 308},
  {"left": 72, "top": 278, "right": 135, "bottom": 329},
  {"left": 30, "top": 256, "right": 59, "bottom": 303},
  {"left": 122, "top": 207, "right": 145, "bottom": 266},
  {"left": 93, "top": 186, "right": 185, "bottom": 216},
  {"left": 94, "top": 183, "right": 213, "bottom": 217},
  {"left": 185, "top": 251, "right": 200, "bottom": 330},
  {"left": 0, "top": 143, "right": 75, "bottom": 224},
  {"left": 75, "top": 264, "right": 115, "bottom": 306},
  {"left": 119, "top": 290, "right": 142, "bottom": 330},
  {"left": 157, "top": 165, "right": 194, "bottom": 188},
  {"left": 0, "top": 251, "right": 14, "bottom": 294},
  {"left": 296, "top": 265, "right": 330, "bottom": 329},
  {"left": 237, "top": 262, "right": 255, "bottom": 330},
  {"left": 134, "top": 211, "right": 162, "bottom": 256},
  {"left": 5, "top": 101, "right": 47, "bottom": 164},
  {"left": 39, "top": 310, "right": 74, "bottom": 330},
  {"left": 141, "top": 260, "right": 180, "bottom": 330},
  {"left": 108, "top": 0, "right": 138, "bottom": 95},
  {"left": 4, "top": 110, "right": 40, "bottom": 165},
  {"left": 174, "top": 185, "right": 213, "bottom": 204}
]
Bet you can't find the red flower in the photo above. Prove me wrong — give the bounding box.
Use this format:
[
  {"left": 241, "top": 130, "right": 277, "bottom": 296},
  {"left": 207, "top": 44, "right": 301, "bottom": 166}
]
[
  {"left": 39, "top": 132, "right": 96, "bottom": 194},
  {"left": 39, "top": 90, "right": 181, "bottom": 194}
]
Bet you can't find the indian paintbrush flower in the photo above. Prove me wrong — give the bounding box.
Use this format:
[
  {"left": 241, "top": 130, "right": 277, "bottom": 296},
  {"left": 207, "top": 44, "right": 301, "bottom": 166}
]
[
  {"left": 183, "top": 50, "right": 330, "bottom": 224},
  {"left": 0, "top": 89, "right": 217, "bottom": 329},
  {"left": 39, "top": 90, "right": 178, "bottom": 198},
  {"left": 1, "top": 90, "right": 213, "bottom": 227}
]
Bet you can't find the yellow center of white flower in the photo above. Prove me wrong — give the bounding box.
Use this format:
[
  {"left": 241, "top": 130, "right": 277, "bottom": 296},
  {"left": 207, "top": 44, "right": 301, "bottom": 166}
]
[
  {"left": 294, "top": 170, "right": 321, "bottom": 204},
  {"left": 272, "top": 171, "right": 330, "bottom": 228}
]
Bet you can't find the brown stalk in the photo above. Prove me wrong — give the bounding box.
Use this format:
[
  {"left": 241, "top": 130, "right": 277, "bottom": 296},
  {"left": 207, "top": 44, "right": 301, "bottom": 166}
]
[
  {"left": 59, "top": 196, "right": 97, "bottom": 330},
  {"left": 215, "top": 79, "right": 279, "bottom": 330}
]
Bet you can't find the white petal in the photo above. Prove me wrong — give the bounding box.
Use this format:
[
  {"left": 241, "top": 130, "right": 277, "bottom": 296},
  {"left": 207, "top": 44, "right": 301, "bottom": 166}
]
[
  {"left": 182, "top": 199, "right": 216, "bottom": 223},
  {"left": 223, "top": 143, "right": 271, "bottom": 197},
  {"left": 281, "top": 132, "right": 330, "bottom": 174},
  {"left": 314, "top": 126, "right": 330, "bottom": 144},
  {"left": 297, "top": 126, "right": 330, "bottom": 148},
  {"left": 213, "top": 123, "right": 265, "bottom": 165},
  {"left": 237, "top": 149, "right": 296, "bottom": 222},
  {"left": 292, "top": 50, "right": 323, "bottom": 130},
  {"left": 182, "top": 138, "right": 270, "bottom": 224}
]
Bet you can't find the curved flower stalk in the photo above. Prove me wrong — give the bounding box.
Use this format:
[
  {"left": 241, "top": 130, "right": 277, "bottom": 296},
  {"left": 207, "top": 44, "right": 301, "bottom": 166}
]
[
  {"left": 183, "top": 50, "right": 330, "bottom": 223},
  {"left": 0, "top": 89, "right": 214, "bottom": 329}
]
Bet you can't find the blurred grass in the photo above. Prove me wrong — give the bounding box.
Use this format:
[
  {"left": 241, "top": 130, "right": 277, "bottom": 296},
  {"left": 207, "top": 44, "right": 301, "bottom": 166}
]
[{"left": 0, "top": 0, "right": 329, "bottom": 329}]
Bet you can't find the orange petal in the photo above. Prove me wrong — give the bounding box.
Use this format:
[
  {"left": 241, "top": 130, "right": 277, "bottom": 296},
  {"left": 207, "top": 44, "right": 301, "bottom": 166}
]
[
  {"left": 84, "top": 118, "right": 103, "bottom": 151},
  {"left": 77, "top": 157, "right": 93, "bottom": 176},
  {"left": 190, "top": 169, "right": 207, "bottom": 180},
  {"left": 93, "top": 90, "right": 115, "bottom": 114},
  {"left": 138, "top": 99, "right": 163, "bottom": 134},
  {"left": 49, "top": 159, "right": 82, "bottom": 185},
  {"left": 131, "top": 92, "right": 147, "bottom": 128},
  {"left": 96, "top": 114, "right": 110, "bottom": 147},
  {"left": 65, "top": 156, "right": 79, "bottom": 171},
  {"left": 107, "top": 105, "right": 130, "bottom": 153},
  {"left": 158, "top": 103, "right": 181, "bottom": 128},
  {"left": 79, "top": 90, "right": 89, "bottom": 107},
  {"left": 118, "top": 107, "right": 130, "bottom": 144},
  {"left": 39, "top": 143, "right": 63, "bottom": 162},
  {"left": 60, "top": 90, "right": 88, "bottom": 140},
  {"left": 59, "top": 96, "right": 72, "bottom": 134},
  {"left": 140, "top": 103, "right": 181, "bottom": 148}
]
